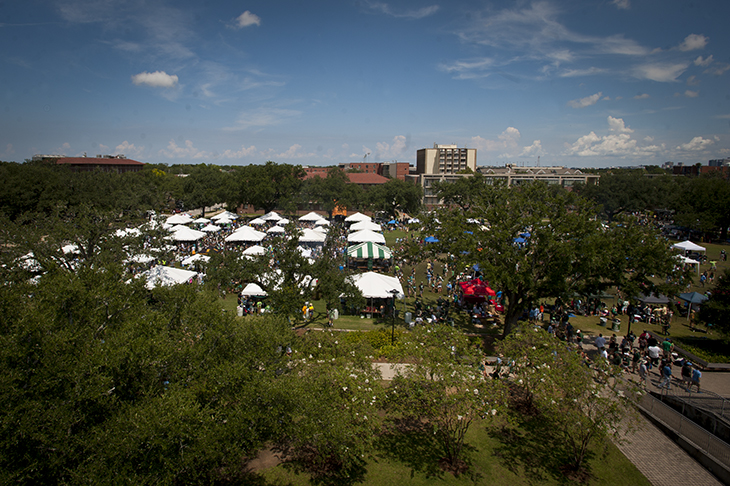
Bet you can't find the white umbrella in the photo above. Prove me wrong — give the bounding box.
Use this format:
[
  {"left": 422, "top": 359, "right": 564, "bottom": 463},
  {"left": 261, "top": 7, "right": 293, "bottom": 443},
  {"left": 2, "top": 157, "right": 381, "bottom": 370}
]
[{"left": 347, "top": 229, "right": 386, "bottom": 244}]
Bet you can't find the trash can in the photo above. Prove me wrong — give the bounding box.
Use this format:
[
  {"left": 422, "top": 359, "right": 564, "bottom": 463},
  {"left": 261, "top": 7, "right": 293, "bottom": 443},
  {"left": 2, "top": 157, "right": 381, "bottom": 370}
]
[
  {"left": 237, "top": 305, "right": 243, "bottom": 317},
  {"left": 332, "top": 308, "right": 339, "bottom": 320},
  {"left": 405, "top": 312, "right": 412, "bottom": 324},
  {"left": 599, "top": 317, "right": 607, "bottom": 327},
  {"left": 611, "top": 318, "right": 620, "bottom": 332}
]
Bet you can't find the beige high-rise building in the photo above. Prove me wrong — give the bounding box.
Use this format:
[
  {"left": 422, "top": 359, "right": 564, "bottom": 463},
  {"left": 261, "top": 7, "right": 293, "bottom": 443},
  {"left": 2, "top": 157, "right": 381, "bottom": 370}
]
[{"left": 416, "top": 144, "right": 477, "bottom": 175}]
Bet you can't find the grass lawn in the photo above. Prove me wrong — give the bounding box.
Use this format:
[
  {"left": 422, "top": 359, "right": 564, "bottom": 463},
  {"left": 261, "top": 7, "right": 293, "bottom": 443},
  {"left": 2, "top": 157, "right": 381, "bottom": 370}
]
[{"left": 259, "top": 417, "right": 651, "bottom": 486}]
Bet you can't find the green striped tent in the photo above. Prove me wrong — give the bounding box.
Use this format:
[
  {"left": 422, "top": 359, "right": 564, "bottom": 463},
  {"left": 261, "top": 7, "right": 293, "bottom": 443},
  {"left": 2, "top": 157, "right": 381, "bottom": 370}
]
[{"left": 347, "top": 241, "right": 392, "bottom": 260}]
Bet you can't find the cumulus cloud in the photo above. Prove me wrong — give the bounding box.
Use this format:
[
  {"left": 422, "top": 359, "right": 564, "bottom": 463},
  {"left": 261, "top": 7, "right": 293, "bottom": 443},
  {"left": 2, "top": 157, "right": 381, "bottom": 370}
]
[
  {"left": 634, "top": 93, "right": 650, "bottom": 100},
  {"left": 115, "top": 141, "right": 144, "bottom": 158},
  {"left": 159, "top": 139, "right": 210, "bottom": 159},
  {"left": 224, "top": 108, "right": 302, "bottom": 130},
  {"left": 684, "top": 90, "right": 699, "bottom": 98},
  {"left": 564, "top": 116, "right": 662, "bottom": 158},
  {"left": 131, "top": 71, "right": 179, "bottom": 88},
  {"left": 567, "top": 92, "right": 602, "bottom": 108},
  {"left": 220, "top": 145, "right": 258, "bottom": 159},
  {"left": 676, "top": 136, "right": 714, "bottom": 151},
  {"left": 686, "top": 75, "right": 700, "bottom": 86},
  {"left": 704, "top": 63, "right": 730, "bottom": 76},
  {"left": 234, "top": 11, "right": 261, "bottom": 28},
  {"left": 612, "top": 0, "right": 630, "bottom": 9},
  {"left": 366, "top": 2, "right": 439, "bottom": 19},
  {"left": 271, "top": 144, "right": 315, "bottom": 159},
  {"left": 679, "top": 34, "right": 708, "bottom": 52},
  {"left": 694, "top": 55, "right": 713, "bottom": 67},
  {"left": 519, "top": 140, "right": 544, "bottom": 157},
  {"left": 374, "top": 135, "right": 409, "bottom": 159},
  {"left": 632, "top": 62, "right": 687, "bottom": 82},
  {"left": 471, "top": 127, "right": 521, "bottom": 154}
]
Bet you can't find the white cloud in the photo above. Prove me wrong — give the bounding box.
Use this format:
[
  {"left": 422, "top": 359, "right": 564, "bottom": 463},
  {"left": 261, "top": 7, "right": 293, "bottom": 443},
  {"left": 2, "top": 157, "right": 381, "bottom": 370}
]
[
  {"left": 272, "top": 145, "right": 316, "bottom": 159},
  {"left": 3, "top": 143, "right": 15, "bottom": 157},
  {"left": 612, "top": 0, "right": 630, "bottom": 9},
  {"left": 131, "top": 71, "right": 179, "bottom": 88},
  {"left": 220, "top": 145, "right": 258, "bottom": 159},
  {"left": 632, "top": 62, "right": 687, "bottom": 82},
  {"left": 115, "top": 141, "right": 144, "bottom": 158},
  {"left": 686, "top": 75, "right": 700, "bottom": 86},
  {"left": 471, "top": 127, "right": 521, "bottom": 153},
  {"left": 684, "top": 90, "right": 699, "bottom": 98},
  {"left": 234, "top": 11, "right": 261, "bottom": 28},
  {"left": 159, "top": 140, "right": 210, "bottom": 159},
  {"left": 367, "top": 2, "right": 439, "bottom": 19},
  {"left": 704, "top": 63, "right": 730, "bottom": 76},
  {"left": 679, "top": 34, "right": 708, "bottom": 52},
  {"left": 608, "top": 116, "right": 633, "bottom": 133},
  {"left": 374, "top": 135, "right": 409, "bottom": 159},
  {"left": 676, "top": 136, "right": 714, "bottom": 151},
  {"left": 567, "top": 92, "right": 602, "bottom": 109},
  {"left": 633, "top": 93, "right": 650, "bottom": 100},
  {"left": 438, "top": 58, "right": 494, "bottom": 80},
  {"left": 519, "top": 140, "right": 544, "bottom": 157},
  {"left": 559, "top": 67, "right": 606, "bottom": 78},
  {"left": 694, "top": 55, "right": 713, "bottom": 67},
  {"left": 564, "top": 116, "right": 661, "bottom": 158},
  {"left": 224, "top": 108, "right": 302, "bottom": 131}
]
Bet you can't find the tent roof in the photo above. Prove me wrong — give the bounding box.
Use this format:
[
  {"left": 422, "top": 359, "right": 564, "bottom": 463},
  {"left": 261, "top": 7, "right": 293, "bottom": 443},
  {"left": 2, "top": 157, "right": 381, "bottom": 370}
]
[
  {"left": 345, "top": 212, "right": 371, "bottom": 223},
  {"left": 211, "top": 211, "right": 238, "bottom": 221},
  {"left": 261, "top": 211, "right": 282, "bottom": 221},
  {"left": 346, "top": 271, "right": 404, "bottom": 298},
  {"left": 672, "top": 240, "right": 706, "bottom": 252},
  {"left": 170, "top": 226, "right": 206, "bottom": 241},
  {"left": 678, "top": 292, "right": 708, "bottom": 304},
  {"left": 242, "top": 245, "right": 267, "bottom": 256},
  {"left": 638, "top": 293, "right": 670, "bottom": 304},
  {"left": 347, "top": 242, "right": 392, "bottom": 259},
  {"left": 249, "top": 217, "right": 266, "bottom": 226},
  {"left": 299, "top": 228, "right": 326, "bottom": 243},
  {"left": 181, "top": 253, "right": 210, "bottom": 265},
  {"left": 299, "top": 211, "right": 325, "bottom": 222},
  {"left": 142, "top": 265, "right": 197, "bottom": 289},
  {"left": 201, "top": 224, "right": 222, "bottom": 233},
  {"left": 193, "top": 217, "right": 211, "bottom": 224},
  {"left": 347, "top": 229, "right": 386, "bottom": 244},
  {"left": 314, "top": 219, "right": 330, "bottom": 226},
  {"left": 267, "top": 225, "right": 286, "bottom": 233},
  {"left": 165, "top": 214, "right": 193, "bottom": 225},
  {"left": 225, "top": 226, "right": 266, "bottom": 242},
  {"left": 241, "top": 283, "right": 267, "bottom": 297},
  {"left": 349, "top": 220, "right": 382, "bottom": 232}
]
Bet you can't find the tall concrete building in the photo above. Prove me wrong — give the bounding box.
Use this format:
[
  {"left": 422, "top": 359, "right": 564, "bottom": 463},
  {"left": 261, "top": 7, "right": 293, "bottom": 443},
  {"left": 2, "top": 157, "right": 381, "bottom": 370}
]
[{"left": 416, "top": 144, "right": 477, "bottom": 175}]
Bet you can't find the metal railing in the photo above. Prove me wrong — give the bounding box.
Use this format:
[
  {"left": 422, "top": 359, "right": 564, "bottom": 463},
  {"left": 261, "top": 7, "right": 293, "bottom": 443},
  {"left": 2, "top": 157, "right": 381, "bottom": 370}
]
[
  {"left": 639, "top": 392, "right": 730, "bottom": 468},
  {"left": 663, "top": 384, "right": 730, "bottom": 420}
]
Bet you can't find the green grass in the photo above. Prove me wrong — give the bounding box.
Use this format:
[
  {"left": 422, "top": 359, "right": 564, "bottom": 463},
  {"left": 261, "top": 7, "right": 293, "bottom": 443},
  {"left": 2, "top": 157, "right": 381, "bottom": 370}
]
[{"left": 259, "top": 417, "right": 651, "bottom": 486}]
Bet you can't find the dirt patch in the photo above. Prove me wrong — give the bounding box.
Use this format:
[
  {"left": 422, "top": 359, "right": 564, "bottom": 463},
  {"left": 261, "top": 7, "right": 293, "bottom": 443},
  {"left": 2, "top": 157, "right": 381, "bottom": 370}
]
[{"left": 247, "top": 446, "right": 282, "bottom": 472}]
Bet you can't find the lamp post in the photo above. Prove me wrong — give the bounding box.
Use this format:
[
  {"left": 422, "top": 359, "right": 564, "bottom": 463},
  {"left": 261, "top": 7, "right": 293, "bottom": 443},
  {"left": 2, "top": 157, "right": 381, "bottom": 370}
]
[{"left": 388, "top": 289, "right": 399, "bottom": 345}]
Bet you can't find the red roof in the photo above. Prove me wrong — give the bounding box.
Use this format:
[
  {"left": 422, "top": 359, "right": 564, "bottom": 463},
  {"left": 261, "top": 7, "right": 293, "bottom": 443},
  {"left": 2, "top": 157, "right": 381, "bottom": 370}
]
[
  {"left": 346, "top": 173, "right": 389, "bottom": 185},
  {"left": 55, "top": 157, "right": 144, "bottom": 166}
]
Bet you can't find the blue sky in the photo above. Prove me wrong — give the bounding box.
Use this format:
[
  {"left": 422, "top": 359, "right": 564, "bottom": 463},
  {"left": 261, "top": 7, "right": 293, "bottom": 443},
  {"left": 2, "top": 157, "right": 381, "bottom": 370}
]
[{"left": 2, "top": 0, "right": 729, "bottom": 168}]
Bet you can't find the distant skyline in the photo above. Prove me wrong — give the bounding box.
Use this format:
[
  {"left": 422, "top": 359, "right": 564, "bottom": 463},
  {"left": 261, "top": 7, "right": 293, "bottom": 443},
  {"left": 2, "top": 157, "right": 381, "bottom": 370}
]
[{"left": 2, "top": 0, "right": 729, "bottom": 168}]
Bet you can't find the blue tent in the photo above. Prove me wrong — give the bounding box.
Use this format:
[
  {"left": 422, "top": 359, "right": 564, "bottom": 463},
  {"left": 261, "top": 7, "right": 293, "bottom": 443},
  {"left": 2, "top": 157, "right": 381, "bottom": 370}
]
[
  {"left": 387, "top": 219, "right": 398, "bottom": 224},
  {"left": 513, "top": 237, "right": 526, "bottom": 243},
  {"left": 424, "top": 236, "right": 439, "bottom": 243}
]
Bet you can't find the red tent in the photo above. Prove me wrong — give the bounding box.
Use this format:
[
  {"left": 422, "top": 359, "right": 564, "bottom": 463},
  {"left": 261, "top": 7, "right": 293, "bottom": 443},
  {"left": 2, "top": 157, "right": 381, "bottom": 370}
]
[{"left": 458, "top": 279, "right": 496, "bottom": 300}]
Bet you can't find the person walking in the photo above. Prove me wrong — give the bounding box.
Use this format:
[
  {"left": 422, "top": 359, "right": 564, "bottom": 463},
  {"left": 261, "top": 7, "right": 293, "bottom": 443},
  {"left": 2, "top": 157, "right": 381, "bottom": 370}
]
[
  {"left": 689, "top": 367, "right": 702, "bottom": 393},
  {"left": 659, "top": 362, "right": 673, "bottom": 390},
  {"left": 638, "top": 359, "right": 649, "bottom": 388}
]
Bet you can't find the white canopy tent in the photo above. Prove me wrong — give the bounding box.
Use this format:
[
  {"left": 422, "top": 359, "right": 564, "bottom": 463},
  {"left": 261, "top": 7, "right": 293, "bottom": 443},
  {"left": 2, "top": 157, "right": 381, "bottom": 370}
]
[
  {"left": 675, "top": 254, "right": 701, "bottom": 274},
  {"left": 345, "top": 212, "right": 371, "bottom": 223},
  {"left": 347, "top": 229, "right": 386, "bottom": 244},
  {"left": 349, "top": 220, "right": 382, "bottom": 233},
  {"left": 201, "top": 224, "right": 222, "bottom": 233},
  {"left": 181, "top": 253, "right": 211, "bottom": 266},
  {"left": 211, "top": 211, "right": 238, "bottom": 221},
  {"left": 225, "top": 226, "right": 266, "bottom": 243},
  {"left": 141, "top": 265, "right": 197, "bottom": 289},
  {"left": 299, "top": 211, "right": 325, "bottom": 222},
  {"left": 261, "top": 211, "right": 283, "bottom": 221},
  {"left": 314, "top": 219, "right": 330, "bottom": 227},
  {"left": 165, "top": 214, "right": 194, "bottom": 225},
  {"left": 193, "top": 217, "right": 211, "bottom": 225},
  {"left": 249, "top": 217, "right": 267, "bottom": 226},
  {"left": 346, "top": 271, "right": 404, "bottom": 299},
  {"left": 240, "top": 283, "right": 267, "bottom": 297},
  {"left": 672, "top": 241, "right": 706, "bottom": 253},
  {"left": 276, "top": 218, "right": 290, "bottom": 226},
  {"left": 170, "top": 226, "right": 206, "bottom": 242},
  {"left": 242, "top": 245, "right": 267, "bottom": 256},
  {"left": 299, "top": 228, "right": 326, "bottom": 243},
  {"left": 267, "top": 226, "right": 286, "bottom": 234},
  {"left": 214, "top": 215, "right": 235, "bottom": 225}
]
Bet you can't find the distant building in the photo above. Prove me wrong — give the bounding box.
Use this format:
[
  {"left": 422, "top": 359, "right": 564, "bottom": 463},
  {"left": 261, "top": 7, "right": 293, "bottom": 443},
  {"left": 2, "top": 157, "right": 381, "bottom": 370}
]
[
  {"left": 33, "top": 154, "right": 144, "bottom": 173},
  {"left": 344, "top": 172, "right": 389, "bottom": 189},
  {"left": 477, "top": 165, "right": 599, "bottom": 188},
  {"left": 407, "top": 173, "right": 475, "bottom": 210},
  {"left": 416, "top": 144, "right": 477, "bottom": 175}
]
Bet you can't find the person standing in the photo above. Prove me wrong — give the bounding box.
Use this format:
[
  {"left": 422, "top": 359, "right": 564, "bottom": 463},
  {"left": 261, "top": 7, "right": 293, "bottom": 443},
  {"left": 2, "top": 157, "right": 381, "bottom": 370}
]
[
  {"left": 638, "top": 359, "right": 649, "bottom": 388},
  {"left": 690, "top": 368, "right": 702, "bottom": 393},
  {"left": 659, "top": 363, "right": 673, "bottom": 390}
]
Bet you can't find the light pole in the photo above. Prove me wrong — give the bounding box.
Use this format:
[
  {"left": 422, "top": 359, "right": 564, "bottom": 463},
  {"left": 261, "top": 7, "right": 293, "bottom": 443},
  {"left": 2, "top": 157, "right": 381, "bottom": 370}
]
[{"left": 388, "top": 289, "right": 399, "bottom": 345}]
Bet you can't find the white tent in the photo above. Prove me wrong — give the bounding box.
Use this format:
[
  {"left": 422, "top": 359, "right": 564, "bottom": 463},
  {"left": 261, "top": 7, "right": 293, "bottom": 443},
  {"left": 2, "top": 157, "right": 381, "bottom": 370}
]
[
  {"left": 672, "top": 241, "right": 706, "bottom": 253},
  {"left": 261, "top": 211, "right": 282, "bottom": 221},
  {"left": 226, "top": 226, "right": 266, "bottom": 242},
  {"left": 193, "top": 217, "right": 211, "bottom": 225},
  {"left": 170, "top": 226, "right": 206, "bottom": 242},
  {"left": 242, "top": 245, "right": 267, "bottom": 256},
  {"left": 675, "top": 254, "right": 701, "bottom": 274},
  {"left": 299, "top": 228, "right": 326, "bottom": 243},
  {"left": 165, "top": 214, "right": 193, "bottom": 225},
  {"left": 346, "top": 271, "right": 404, "bottom": 299},
  {"left": 214, "top": 215, "right": 235, "bottom": 225},
  {"left": 211, "top": 211, "right": 238, "bottom": 221},
  {"left": 181, "top": 253, "right": 211, "bottom": 266},
  {"left": 249, "top": 217, "right": 267, "bottom": 226},
  {"left": 345, "top": 212, "right": 371, "bottom": 223},
  {"left": 240, "top": 283, "right": 267, "bottom": 297},
  {"left": 114, "top": 227, "right": 142, "bottom": 238},
  {"left": 201, "top": 224, "right": 222, "bottom": 233},
  {"left": 141, "top": 265, "right": 197, "bottom": 289},
  {"left": 349, "top": 220, "right": 382, "bottom": 233},
  {"left": 314, "top": 219, "right": 330, "bottom": 227},
  {"left": 347, "top": 229, "right": 386, "bottom": 244},
  {"left": 276, "top": 218, "right": 290, "bottom": 226},
  {"left": 299, "top": 211, "right": 325, "bottom": 222},
  {"left": 267, "top": 225, "right": 286, "bottom": 234}
]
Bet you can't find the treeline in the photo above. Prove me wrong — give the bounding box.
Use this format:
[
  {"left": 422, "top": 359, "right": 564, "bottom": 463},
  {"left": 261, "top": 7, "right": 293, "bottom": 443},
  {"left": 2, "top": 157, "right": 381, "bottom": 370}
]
[{"left": 0, "top": 160, "right": 423, "bottom": 221}]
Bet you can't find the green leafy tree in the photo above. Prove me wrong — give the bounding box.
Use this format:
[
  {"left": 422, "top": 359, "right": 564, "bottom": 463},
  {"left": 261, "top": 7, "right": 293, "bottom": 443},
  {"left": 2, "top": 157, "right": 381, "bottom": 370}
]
[
  {"left": 698, "top": 269, "right": 730, "bottom": 336},
  {"left": 366, "top": 178, "right": 422, "bottom": 219},
  {"left": 229, "top": 161, "right": 305, "bottom": 214},
  {"left": 496, "top": 326, "right": 639, "bottom": 473},
  {"left": 574, "top": 171, "right": 650, "bottom": 222},
  {"left": 431, "top": 172, "right": 486, "bottom": 211},
  {"left": 384, "top": 325, "right": 505, "bottom": 475},
  {"left": 303, "top": 168, "right": 363, "bottom": 217},
  {"left": 180, "top": 164, "right": 228, "bottom": 217},
  {"left": 672, "top": 172, "right": 730, "bottom": 241}
]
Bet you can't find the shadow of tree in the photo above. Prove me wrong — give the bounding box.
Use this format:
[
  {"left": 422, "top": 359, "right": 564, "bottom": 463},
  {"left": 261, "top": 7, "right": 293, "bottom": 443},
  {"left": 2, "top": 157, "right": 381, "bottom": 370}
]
[{"left": 374, "top": 417, "right": 446, "bottom": 479}]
